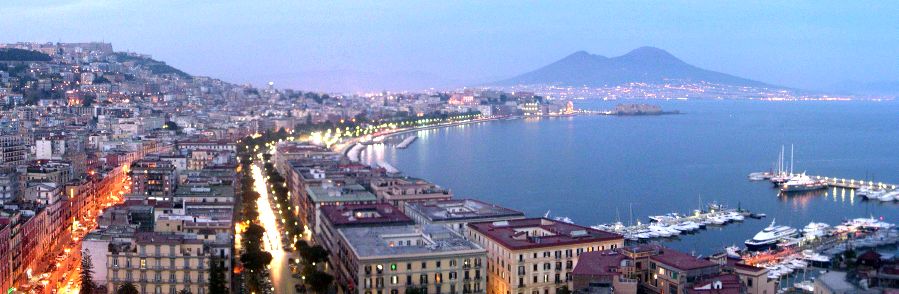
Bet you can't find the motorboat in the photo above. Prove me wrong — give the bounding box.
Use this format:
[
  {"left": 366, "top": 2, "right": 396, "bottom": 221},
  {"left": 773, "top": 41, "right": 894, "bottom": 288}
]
[
  {"left": 780, "top": 174, "right": 827, "bottom": 193},
  {"left": 745, "top": 219, "right": 799, "bottom": 251},
  {"left": 803, "top": 222, "right": 830, "bottom": 240},
  {"left": 725, "top": 245, "right": 742, "bottom": 259}
]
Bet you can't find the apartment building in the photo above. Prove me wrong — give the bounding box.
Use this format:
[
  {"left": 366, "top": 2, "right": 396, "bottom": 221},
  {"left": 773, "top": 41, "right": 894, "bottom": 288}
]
[{"left": 466, "top": 218, "right": 624, "bottom": 294}]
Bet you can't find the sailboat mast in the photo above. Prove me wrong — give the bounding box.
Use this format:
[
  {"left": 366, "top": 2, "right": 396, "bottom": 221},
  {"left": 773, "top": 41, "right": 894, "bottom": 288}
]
[{"left": 790, "top": 144, "right": 794, "bottom": 175}]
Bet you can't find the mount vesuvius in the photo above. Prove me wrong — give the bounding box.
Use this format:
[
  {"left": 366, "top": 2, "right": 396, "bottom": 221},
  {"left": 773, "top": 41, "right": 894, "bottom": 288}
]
[{"left": 493, "top": 47, "right": 773, "bottom": 88}]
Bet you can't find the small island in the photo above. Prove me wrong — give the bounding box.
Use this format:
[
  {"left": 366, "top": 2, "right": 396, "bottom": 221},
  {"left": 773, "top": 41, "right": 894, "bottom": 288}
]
[{"left": 607, "top": 103, "right": 681, "bottom": 116}]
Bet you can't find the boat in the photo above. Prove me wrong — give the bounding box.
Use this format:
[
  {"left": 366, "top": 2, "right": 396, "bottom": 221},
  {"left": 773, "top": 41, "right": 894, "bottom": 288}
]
[
  {"left": 878, "top": 190, "right": 899, "bottom": 202},
  {"left": 745, "top": 219, "right": 799, "bottom": 251},
  {"left": 648, "top": 213, "right": 683, "bottom": 223},
  {"left": 780, "top": 174, "right": 827, "bottom": 193},
  {"left": 748, "top": 172, "right": 770, "bottom": 181},
  {"left": 794, "top": 280, "right": 815, "bottom": 292},
  {"left": 725, "top": 245, "right": 742, "bottom": 259},
  {"left": 802, "top": 222, "right": 830, "bottom": 240},
  {"left": 709, "top": 215, "right": 727, "bottom": 225},
  {"left": 727, "top": 211, "right": 745, "bottom": 221},
  {"left": 801, "top": 249, "right": 831, "bottom": 264},
  {"left": 856, "top": 187, "right": 873, "bottom": 198}
]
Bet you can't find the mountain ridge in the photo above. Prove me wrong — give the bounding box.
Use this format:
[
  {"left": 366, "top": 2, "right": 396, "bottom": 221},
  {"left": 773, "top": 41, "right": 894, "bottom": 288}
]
[{"left": 493, "top": 47, "right": 773, "bottom": 88}]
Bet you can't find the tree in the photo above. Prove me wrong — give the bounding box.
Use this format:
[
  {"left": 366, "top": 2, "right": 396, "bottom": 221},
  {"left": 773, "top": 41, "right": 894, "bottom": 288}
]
[
  {"left": 116, "top": 282, "right": 140, "bottom": 294},
  {"left": 306, "top": 270, "right": 334, "bottom": 293},
  {"left": 177, "top": 290, "right": 192, "bottom": 294},
  {"left": 300, "top": 245, "right": 329, "bottom": 264},
  {"left": 557, "top": 286, "right": 572, "bottom": 294},
  {"left": 80, "top": 254, "right": 95, "bottom": 294},
  {"left": 240, "top": 250, "right": 273, "bottom": 272},
  {"left": 405, "top": 287, "right": 427, "bottom": 294},
  {"left": 208, "top": 257, "right": 228, "bottom": 294}
]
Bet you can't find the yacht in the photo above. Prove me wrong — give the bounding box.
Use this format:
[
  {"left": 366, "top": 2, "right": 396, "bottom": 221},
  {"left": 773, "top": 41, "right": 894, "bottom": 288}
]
[
  {"left": 745, "top": 219, "right": 799, "bottom": 251},
  {"left": 780, "top": 174, "right": 827, "bottom": 193},
  {"left": 802, "top": 222, "right": 830, "bottom": 240},
  {"left": 856, "top": 187, "right": 873, "bottom": 198},
  {"left": 748, "top": 172, "right": 770, "bottom": 181},
  {"left": 878, "top": 190, "right": 899, "bottom": 202},
  {"left": 727, "top": 211, "right": 745, "bottom": 221},
  {"left": 725, "top": 245, "right": 742, "bottom": 259}
]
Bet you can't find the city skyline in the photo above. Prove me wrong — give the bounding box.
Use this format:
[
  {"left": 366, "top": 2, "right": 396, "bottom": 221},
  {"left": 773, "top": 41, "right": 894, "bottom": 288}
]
[{"left": 2, "top": 1, "right": 897, "bottom": 92}]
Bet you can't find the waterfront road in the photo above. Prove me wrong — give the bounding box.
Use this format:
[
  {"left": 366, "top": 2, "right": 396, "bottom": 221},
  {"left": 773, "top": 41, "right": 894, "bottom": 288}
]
[{"left": 252, "top": 163, "right": 298, "bottom": 294}]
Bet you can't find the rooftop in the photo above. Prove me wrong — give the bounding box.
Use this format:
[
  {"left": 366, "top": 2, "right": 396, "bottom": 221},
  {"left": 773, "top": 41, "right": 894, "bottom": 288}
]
[
  {"left": 405, "top": 199, "right": 524, "bottom": 222},
  {"left": 306, "top": 183, "right": 377, "bottom": 204},
  {"left": 571, "top": 250, "right": 628, "bottom": 276},
  {"left": 339, "top": 224, "right": 484, "bottom": 259},
  {"left": 320, "top": 203, "right": 413, "bottom": 227},
  {"left": 650, "top": 246, "right": 718, "bottom": 271},
  {"left": 467, "top": 218, "right": 622, "bottom": 250},
  {"left": 816, "top": 271, "right": 857, "bottom": 293}
]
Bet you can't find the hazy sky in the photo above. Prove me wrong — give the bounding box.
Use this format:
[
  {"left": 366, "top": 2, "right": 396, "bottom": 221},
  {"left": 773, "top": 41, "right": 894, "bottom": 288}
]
[{"left": 2, "top": 1, "right": 897, "bottom": 92}]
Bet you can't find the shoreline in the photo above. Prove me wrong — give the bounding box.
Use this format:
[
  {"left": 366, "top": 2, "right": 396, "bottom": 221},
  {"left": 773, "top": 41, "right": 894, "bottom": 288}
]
[{"left": 337, "top": 115, "right": 519, "bottom": 161}]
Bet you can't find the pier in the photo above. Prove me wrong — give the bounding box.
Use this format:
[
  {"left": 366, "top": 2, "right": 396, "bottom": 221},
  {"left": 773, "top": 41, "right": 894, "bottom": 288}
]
[
  {"left": 750, "top": 172, "right": 898, "bottom": 190},
  {"left": 811, "top": 175, "right": 897, "bottom": 190}
]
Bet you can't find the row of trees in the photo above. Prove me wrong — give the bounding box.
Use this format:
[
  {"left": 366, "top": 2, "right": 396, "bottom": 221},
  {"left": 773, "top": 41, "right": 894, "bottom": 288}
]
[
  {"left": 258, "top": 154, "right": 334, "bottom": 293},
  {"left": 234, "top": 149, "right": 274, "bottom": 293}
]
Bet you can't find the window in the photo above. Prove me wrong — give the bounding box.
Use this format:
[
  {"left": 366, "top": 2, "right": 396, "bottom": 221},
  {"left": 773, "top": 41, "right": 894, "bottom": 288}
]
[
  {"left": 391, "top": 275, "right": 398, "bottom": 284},
  {"left": 435, "top": 273, "right": 442, "bottom": 283},
  {"left": 518, "top": 254, "right": 524, "bottom": 262},
  {"left": 437, "top": 261, "right": 442, "bottom": 268},
  {"left": 518, "top": 266, "right": 525, "bottom": 275},
  {"left": 449, "top": 259, "right": 457, "bottom": 267},
  {"left": 407, "top": 263, "right": 412, "bottom": 270},
  {"left": 391, "top": 263, "right": 397, "bottom": 271},
  {"left": 421, "top": 262, "right": 427, "bottom": 269},
  {"left": 376, "top": 264, "right": 383, "bottom": 274},
  {"left": 420, "top": 274, "right": 428, "bottom": 284},
  {"left": 533, "top": 264, "right": 537, "bottom": 271},
  {"left": 406, "top": 275, "right": 412, "bottom": 285}
]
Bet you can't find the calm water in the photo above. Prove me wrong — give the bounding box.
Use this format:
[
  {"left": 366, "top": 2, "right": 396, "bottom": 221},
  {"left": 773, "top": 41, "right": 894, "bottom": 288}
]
[{"left": 361, "top": 100, "right": 899, "bottom": 254}]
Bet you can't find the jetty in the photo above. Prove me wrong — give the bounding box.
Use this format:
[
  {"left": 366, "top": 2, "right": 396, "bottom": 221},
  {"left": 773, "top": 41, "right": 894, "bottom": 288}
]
[
  {"left": 395, "top": 135, "right": 417, "bottom": 149},
  {"left": 750, "top": 172, "right": 898, "bottom": 190}
]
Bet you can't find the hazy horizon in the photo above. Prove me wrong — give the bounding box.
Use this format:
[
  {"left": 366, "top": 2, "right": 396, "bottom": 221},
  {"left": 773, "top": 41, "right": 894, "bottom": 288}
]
[{"left": 2, "top": 1, "right": 897, "bottom": 93}]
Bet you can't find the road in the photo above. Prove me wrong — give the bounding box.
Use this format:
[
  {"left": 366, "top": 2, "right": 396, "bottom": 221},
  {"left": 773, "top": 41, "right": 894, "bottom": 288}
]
[
  {"left": 51, "top": 175, "right": 131, "bottom": 294},
  {"left": 252, "top": 163, "right": 298, "bottom": 294}
]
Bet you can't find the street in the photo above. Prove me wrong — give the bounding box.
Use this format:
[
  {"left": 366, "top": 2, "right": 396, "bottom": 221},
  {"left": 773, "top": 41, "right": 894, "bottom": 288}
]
[{"left": 251, "top": 164, "right": 300, "bottom": 294}]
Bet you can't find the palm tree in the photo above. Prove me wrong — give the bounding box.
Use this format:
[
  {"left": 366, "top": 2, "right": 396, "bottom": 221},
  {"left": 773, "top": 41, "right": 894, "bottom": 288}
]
[{"left": 116, "top": 282, "right": 139, "bottom": 294}]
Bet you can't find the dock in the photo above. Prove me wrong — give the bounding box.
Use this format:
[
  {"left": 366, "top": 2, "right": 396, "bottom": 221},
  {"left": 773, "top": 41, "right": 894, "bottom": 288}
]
[{"left": 750, "top": 171, "right": 897, "bottom": 190}]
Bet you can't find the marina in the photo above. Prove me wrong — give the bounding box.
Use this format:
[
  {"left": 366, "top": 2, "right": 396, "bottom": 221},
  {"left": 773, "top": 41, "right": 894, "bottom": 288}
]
[{"left": 591, "top": 203, "right": 762, "bottom": 241}]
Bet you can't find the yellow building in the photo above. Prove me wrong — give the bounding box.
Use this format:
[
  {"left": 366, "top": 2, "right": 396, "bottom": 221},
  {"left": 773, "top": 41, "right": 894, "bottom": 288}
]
[
  {"left": 337, "top": 224, "right": 487, "bottom": 294},
  {"left": 104, "top": 232, "right": 231, "bottom": 294},
  {"left": 466, "top": 218, "right": 624, "bottom": 294}
]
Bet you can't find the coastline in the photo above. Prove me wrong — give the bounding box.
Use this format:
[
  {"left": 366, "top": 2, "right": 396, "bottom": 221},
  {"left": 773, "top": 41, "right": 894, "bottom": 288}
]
[{"left": 336, "top": 115, "right": 519, "bottom": 160}]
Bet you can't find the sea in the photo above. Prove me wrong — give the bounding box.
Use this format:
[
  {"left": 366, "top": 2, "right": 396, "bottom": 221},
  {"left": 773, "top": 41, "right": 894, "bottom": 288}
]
[{"left": 359, "top": 99, "right": 899, "bottom": 255}]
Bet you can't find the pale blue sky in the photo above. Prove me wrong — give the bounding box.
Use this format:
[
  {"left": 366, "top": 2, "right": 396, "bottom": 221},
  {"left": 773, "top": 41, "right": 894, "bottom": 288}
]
[{"left": 1, "top": 1, "right": 896, "bottom": 92}]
